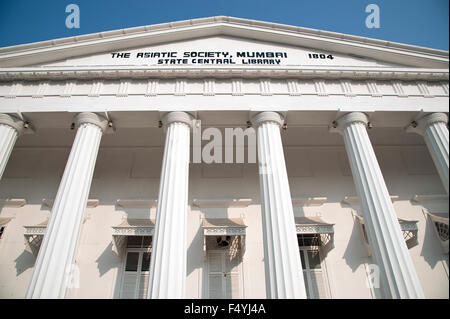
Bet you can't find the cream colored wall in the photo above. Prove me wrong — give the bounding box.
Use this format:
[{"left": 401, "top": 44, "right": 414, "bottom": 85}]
[{"left": 0, "top": 140, "right": 448, "bottom": 299}]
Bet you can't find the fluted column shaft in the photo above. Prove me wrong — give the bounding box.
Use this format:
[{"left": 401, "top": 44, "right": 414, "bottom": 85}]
[
  {"left": 252, "top": 112, "right": 307, "bottom": 299},
  {"left": 26, "top": 112, "right": 107, "bottom": 298},
  {"left": 0, "top": 114, "right": 24, "bottom": 180},
  {"left": 148, "top": 111, "right": 192, "bottom": 299},
  {"left": 410, "top": 113, "right": 449, "bottom": 195},
  {"left": 336, "top": 112, "right": 424, "bottom": 299}
]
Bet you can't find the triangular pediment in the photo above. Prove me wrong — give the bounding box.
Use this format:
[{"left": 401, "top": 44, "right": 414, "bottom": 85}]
[
  {"left": 31, "top": 36, "right": 408, "bottom": 68},
  {"left": 0, "top": 16, "right": 448, "bottom": 69}
]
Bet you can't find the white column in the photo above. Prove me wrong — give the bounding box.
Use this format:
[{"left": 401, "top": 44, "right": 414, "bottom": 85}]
[
  {"left": 148, "top": 111, "right": 192, "bottom": 299},
  {"left": 335, "top": 112, "right": 424, "bottom": 299},
  {"left": 0, "top": 114, "right": 24, "bottom": 180},
  {"left": 408, "top": 113, "right": 449, "bottom": 195},
  {"left": 26, "top": 112, "right": 107, "bottom": 298},
  {"left": 252, "top": 111, "right": 307, "bottom": 299}
]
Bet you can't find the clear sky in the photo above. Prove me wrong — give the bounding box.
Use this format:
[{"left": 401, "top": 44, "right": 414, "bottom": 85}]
[{"left": 0, "top": 0, "right": 448, "bottom": 50}]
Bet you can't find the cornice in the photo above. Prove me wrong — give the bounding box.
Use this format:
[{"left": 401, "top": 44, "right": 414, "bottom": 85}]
[{"left": 0, "top": 66, "right": 448, "bottom": 81}]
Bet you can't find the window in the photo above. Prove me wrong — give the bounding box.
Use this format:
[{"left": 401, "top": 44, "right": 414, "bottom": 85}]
[
  {"left": 298, "top": 233, "right": 322, "bottom": 247},
  {"left": 295, "top": 217, "right": 334, "bottom": 299},
  {"left": 354, "top": 215, "right": 419, "bottom": 255},
  {"left": 298, "top": 234, "right": 329, "bottom": 299},
  {"left": 201, "top": 218, "right": 247, "bottom": 299},
  {"left": 425, "top": 211, "right": 449, "bottom": 255},
  {"left": 23, "top": 218, "right": 48, "bottom": 255},
  {"left": 119, "top": 236, "right": 152, "bottom": 299},
  {"left": 435, "top": 221, "right": 449, "bottom": 242},
  {"left": 207, "top": 249, "right": 242, "bottom": 299},
  {"left": 0, "top": 217, "right": 13, "bottom": 241},
  {"left": 206, "top": 236, "right": 243, "bottom": 299}
]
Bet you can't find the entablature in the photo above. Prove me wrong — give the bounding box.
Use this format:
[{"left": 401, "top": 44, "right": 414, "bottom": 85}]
[{"left": 0, "top": 77, "right": 447, "bottom": 100}]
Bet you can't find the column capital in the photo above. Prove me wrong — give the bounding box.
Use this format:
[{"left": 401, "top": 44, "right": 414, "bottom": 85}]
[
  {"left": 408, "top": 112, "right": 449, "bottom": 136},
  {"left": 0, "top": 113, "right": 24, "bottom": 135},
  {"left": 408, "top": 112, "right": 449, "bottom": 195},
  {"left": 161, "top": 111, "right": 193, "bottom": 128},
  {"left": 74, "top": 112, "right": 108, "bottom": 132},
  {"left": 335, "top": 112, "right": 369, "bottom": 132},
  {"left": 418, "top": 112, "right": 448, "bottom": 127},
  {"left": 251, "top": 111, "right": 284, "bottom": 128}
]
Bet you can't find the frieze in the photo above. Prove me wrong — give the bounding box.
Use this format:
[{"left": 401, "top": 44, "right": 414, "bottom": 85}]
[
  {"left": 112, "top": 227, "right": 155, "bottom": 236},
  {"left": 296, "top": 224, "right": 334, "bottom": 234},
  {"left": 203, "top": 227, "right": 246, "bottom": 236},
  {"left": 0, "top": 78, "right": 447, "bottom": 99}
]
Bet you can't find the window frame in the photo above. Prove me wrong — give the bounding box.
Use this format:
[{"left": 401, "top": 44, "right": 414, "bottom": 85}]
[
  {"left": 118, "top": 236, "right": 152, "bottom": 299},
  {"left": 298, "top": 242, "right": 331, "bottom": 299}
]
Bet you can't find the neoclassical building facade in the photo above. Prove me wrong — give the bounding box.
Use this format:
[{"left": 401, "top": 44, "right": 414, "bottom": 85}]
[{"left": 0, "top": 17, "right": 448, "bottom": 299}]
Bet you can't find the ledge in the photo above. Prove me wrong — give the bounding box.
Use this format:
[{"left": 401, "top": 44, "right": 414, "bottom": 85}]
[
  {"left": 0, "top": 198, "right": 27, "bottom": 207},
  {"left": 342, "top": 195, "right": 399, "bottom": 206},
  {"left": 42, "top": 198, "right": 99, "bottom": 208},
  {"left": 292, "top": 197, "right": 327, "bottom": 206},
  {"left": 116, "top": 199, "right": 158, "bottom": 208},
  {"left": 411, "top": 194, "right": 449, "bottom": 202},
  {"left": 192, "top": 198, "right": 252, "bottom": 208}
]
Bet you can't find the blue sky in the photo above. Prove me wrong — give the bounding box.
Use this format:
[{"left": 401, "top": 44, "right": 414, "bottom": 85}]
[{"left": 0, "top": 0, "right": 448, "bottom": 50}]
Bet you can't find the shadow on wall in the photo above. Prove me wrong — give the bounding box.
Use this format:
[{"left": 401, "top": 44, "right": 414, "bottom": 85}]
[
  {"left": 342, "top": 213, "right": 369, "bottom": 273},
  {"left": 96, "top": 242, "right": 119, "bottom": 277},
  {"left": 341, "top": 214, "right": 384, "bottom": 298},
  {"left": 187, "top": 215, "right": 204, "bottom": 278},
  {"left": 420, "top": 215, "right": 447, "bottom": 269},
  {"left": 96, "top": 241, "right": 122, "bottom": 299},
  {"left": 14, "top": 249, "right": 35, "bottom": 277},
  {"left": 12, "top": 203, "right": 51, "bottom": 277}
]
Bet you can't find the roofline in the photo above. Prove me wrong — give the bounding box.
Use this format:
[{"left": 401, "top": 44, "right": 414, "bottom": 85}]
[
  {"left": 0, "top": 16, "right": 447, "bottom": 56},
  {"left": 0, "top": 16, "right": 447, "bottom": 68}
]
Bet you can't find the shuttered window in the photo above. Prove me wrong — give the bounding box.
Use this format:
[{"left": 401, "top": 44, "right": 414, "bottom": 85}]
[
  {"left": 207, "top": 250, "right": 242, "bottom": 299},
  {"left": 297, "top": 234, "right": 329, "bottom": 299},
  {"left": 119, "top": 236, "right": 151, "bottom": 299},
  {"left": 299, "top": 248, "right": 328, "bottom": 299}
]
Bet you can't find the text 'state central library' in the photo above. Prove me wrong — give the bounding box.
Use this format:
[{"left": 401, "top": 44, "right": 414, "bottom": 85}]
[{"left": 0, "top": 17, "right": 448, "bottom": 299}]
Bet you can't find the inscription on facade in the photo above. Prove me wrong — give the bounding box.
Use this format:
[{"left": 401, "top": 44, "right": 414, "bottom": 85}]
[{"left": 110, "top": 51, "right": 289, "bottom": 65}]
